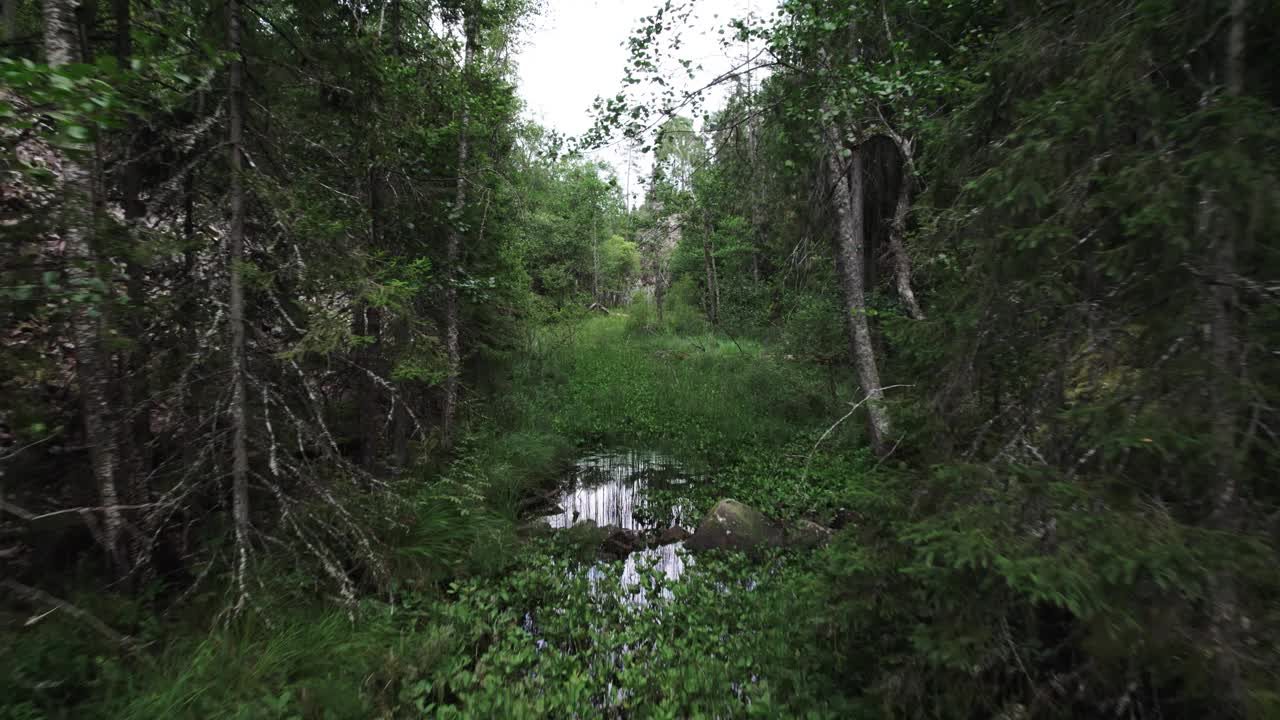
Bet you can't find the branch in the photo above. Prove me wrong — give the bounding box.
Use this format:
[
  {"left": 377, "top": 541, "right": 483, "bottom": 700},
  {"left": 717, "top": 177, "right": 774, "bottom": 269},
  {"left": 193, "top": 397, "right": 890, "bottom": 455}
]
[
  {"left": 802, "top": 385, "right": 913, "bottom": 482},
  {"left": 1, "top": 580, "right": 141, "bottom": 654}
]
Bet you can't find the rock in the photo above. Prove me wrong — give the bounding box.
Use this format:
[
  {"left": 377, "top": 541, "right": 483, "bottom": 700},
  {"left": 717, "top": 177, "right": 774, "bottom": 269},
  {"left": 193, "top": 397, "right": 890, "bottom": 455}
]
[
  {"left": 600, "top": 525, "right": 640, "bottom": 559},
  {"left": 563, "top": 518, "right": 607, "bottom": 544},
  {"left": 684, "top": 499, "right": 783, "bottom": 554},
  {"left": 655, "top": 526, "right": 692, "bottom": 545},
  {"left": 786, "top": 519, "right": 834, "bottom": 549},
  {"left": 829, "top": 508, "right": 860, "bottom": 530}
]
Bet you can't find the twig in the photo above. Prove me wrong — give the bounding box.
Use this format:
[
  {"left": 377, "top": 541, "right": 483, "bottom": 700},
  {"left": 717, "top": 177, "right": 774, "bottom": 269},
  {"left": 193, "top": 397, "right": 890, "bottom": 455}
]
[
  {"left": 1, "top": 580, "right": 141, "bottom": 654},
  {"left": 0, "top": 432, "right": 62, "bottom": 462},
  {"left": 802, "top": 385, "right": 913, "bottom": 482},
  {"left": 871, "top": 434, "right": 906, "bottom": 473}
]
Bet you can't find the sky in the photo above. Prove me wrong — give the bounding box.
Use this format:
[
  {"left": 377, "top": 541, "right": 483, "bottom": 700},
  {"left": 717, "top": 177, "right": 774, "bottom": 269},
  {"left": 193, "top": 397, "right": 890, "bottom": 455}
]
[{"left": 515, "top": 0, "right": 768, "bottom": 208}]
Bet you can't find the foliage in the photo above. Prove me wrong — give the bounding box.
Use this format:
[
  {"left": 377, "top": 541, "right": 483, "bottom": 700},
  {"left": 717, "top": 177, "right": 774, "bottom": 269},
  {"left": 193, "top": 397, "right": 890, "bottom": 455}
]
[
  {"left": 6, "top": 0, "right": 1280, "bottom": 717},
  {"left": 495, "top": 314, "right": 855, "bottom": 464}
]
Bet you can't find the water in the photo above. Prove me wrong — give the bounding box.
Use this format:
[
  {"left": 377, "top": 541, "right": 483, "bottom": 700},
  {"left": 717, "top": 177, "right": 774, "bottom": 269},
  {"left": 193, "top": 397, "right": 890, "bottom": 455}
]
[{"left": 546, "top": 450, "right": 696, "bottom": 587}]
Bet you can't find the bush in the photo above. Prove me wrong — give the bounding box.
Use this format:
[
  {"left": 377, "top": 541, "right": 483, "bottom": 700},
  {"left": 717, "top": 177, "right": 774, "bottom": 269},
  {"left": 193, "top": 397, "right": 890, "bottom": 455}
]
[
  {"left": 780, "top": 290, "right": 846, "bottom": 365},
  {"left": 664, "top": 277, "right": 709, "bottom": 335},
  {"left": 816, "top": 466, "right": 1279, "bottom": 719},
  {"left": 624, "top": 291, "right": 657, "bottom": 336}
]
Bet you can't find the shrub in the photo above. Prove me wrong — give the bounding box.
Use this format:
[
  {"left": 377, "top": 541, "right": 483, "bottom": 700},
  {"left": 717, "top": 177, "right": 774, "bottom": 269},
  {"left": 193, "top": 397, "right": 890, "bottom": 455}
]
[
  {"left": 664, "top": 277, "right": 709, "bottom": 335},
  {"left": 624, "top": 291, "right": 657, "bottom": 336}
]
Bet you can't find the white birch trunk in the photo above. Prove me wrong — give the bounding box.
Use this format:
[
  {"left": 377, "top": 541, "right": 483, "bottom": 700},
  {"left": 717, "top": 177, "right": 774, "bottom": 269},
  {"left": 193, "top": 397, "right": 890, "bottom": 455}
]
[
  {"left": 44, "top": 0, "right": 127, "bottom": 573},
  {"left": 824, "top": 132, "right": 892, "bottom": 455}
]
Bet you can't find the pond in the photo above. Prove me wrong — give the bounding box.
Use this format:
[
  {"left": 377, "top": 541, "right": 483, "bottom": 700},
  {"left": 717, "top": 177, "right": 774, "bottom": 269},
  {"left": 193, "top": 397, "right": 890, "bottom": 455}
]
[{"left": 545, "top": 450, "right": 698, "bottom": 589}]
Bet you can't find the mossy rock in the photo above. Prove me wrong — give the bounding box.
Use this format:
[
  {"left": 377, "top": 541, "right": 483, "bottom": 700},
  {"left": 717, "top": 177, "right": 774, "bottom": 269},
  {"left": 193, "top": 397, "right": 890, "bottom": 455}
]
[
  {"left": 685, "top": 499, "right": 783, "bottom": 553},
  {"left": 786, "top": 519, "right": 833, "bottom": 549}
]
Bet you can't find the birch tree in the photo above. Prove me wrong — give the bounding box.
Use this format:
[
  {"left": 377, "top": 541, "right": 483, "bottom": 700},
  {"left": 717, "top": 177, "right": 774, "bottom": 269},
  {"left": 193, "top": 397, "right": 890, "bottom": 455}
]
[{"left": 43, "top": 0, "right": 127, "bottom": 573}]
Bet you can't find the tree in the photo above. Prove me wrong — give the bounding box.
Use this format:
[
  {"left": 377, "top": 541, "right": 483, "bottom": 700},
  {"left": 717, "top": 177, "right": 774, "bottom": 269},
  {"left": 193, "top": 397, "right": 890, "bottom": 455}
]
[
  {"left": 442, "top": 0, "right": 480, "bottom": 447},
  {"left": 226, "top": 0, "right": 251, "bottom": 610},
  {"left": 823, "top": 131, "right": 890, "bottom": 453},
  {"left": 43, "top": 0, "right": 126, "bottom": 574}
]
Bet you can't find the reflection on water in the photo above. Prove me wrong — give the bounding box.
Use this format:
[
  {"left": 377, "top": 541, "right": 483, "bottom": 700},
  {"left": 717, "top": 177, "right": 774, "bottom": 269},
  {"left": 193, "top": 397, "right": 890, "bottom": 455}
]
[
  {"left": 548, "top": 450, "right": 695, "bottom": 586},
  {"left": 598, "top": 541, "right": 689, "bottom": 596},
  {"left": 547, "top": 450, "right": 691, "bottom": 531}
]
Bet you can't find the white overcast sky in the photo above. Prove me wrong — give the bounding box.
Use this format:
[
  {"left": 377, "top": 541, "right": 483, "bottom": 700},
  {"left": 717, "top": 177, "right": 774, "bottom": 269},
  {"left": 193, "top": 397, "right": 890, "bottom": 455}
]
[{"left": 515, "top": 0, "right": 770, "bottom": 207}]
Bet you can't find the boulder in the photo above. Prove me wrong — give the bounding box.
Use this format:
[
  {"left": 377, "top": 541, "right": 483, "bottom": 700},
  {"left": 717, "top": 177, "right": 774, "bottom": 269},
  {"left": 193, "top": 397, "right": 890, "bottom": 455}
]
[
  {"left": 563, "top": 518, "right": 608, "bottom": 545},
  {"left": 600, "top": 525, "right": 641, "bottom": 559},
  {"left": 655, "top": 525, "right": 692, "bottom": 546},
  {"left": 786, "top": 519, "right": 834, "bottom": 549},
  {"left": 684, "top": 499, "right": 783, "bottom": 554},
  {"left": 829, "top": 507, "right": 861, "bottom": 530}
]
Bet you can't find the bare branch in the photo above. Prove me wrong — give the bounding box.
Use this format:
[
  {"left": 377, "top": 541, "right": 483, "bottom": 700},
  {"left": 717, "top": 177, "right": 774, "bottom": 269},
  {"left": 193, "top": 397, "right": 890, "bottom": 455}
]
[{"left": 1, "top": 580, "right": 141, "bottom": 654}]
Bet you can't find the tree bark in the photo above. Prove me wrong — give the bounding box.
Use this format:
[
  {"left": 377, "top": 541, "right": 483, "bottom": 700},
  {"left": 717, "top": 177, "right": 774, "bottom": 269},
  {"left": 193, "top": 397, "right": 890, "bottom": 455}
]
[
  {"left": 355, "top": 303, "right": 382, "bottom": 469},
  {"left": 45, "top": 0, "right": 127, "bottom": 574},
  {"left": 825, "top": 135, "right": 891, "bottom": 455},
  {"left": 654, "top": 260, "right": 666, "bottom": 325},
  {"left": 390, "top": 0, "right": 402, "bottom": 56},
  {"left": 1206, "top": 0, "right": 1247, "bottom": 710},
  {"left": 592, "top": 210, "right": 600, "bottom": 304},
  {"left": 357, "top": 157, "right": 387, "bottom": 469},
  {"left": 701, "top": 212, "right": 719, "bottom": 325},
  {"left": 114, "top": 0, "right": 153, "bottom": 575},
  {"left": 4, "top": 0, "right": 17, "bottom": 43},
  {"left": 391, "top": 319, "right": 411, "bottom": 466},
  {"left": 442, "top": 4, "right": 478, "bottom": 448},
  {"left": 227, "top": 0, "right": 251, "bottom": 604},
  {"left": 887, "top": 135, "right": 925, "bottom": 320}
]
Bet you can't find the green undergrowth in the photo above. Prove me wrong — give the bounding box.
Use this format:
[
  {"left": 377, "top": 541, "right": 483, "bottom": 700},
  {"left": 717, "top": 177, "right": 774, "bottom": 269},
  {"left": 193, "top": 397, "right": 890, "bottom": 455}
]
[
  {"left": 379, "top": 545, "right": 854, "bottom": 718},
  {"left": 639, "top": 438, "right": 879, "bottom": 526},
  {"left": 493, "top": 312, "right": 862, "bottom": 466},
  {"left": 33, "top": 546, "right": 851, "bottom": 719},
  {"left": 5, "top": 313, "right": 878, "bottom": 719},
  {"left": 12, "top": 312, "right": 1256, "bottom": 718}
]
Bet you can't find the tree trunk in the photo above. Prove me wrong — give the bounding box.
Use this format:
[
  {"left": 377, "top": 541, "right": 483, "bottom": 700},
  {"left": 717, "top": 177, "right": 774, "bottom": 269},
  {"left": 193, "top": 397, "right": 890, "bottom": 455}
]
[
  {"left": 1206, "top": 0, "right": 1247, "bottom": 710},
  {"left": 227, "top": 0, "right": 251, "bottom": 605},
  {"left": 654, "top": 263, "right": 666, "bottom": 325},
  {"left": 44, "top": 0, "right": 127, "bottom": 574},
  {"left": 386, "top": 0, "right": 407, "bottom": 467},
  {"left": 888, "top": 135, "right": 925, "bottom": 320},
  {"left": 701, "top": 212, "right": 719, "bottom": 325},
  {"left": 391, "top": 318, "right": 411, "bottom": 467},
  {"left": 390, "top": 0, "right": 402, "bottom": 56},
  {"left": 4, "top": 0, "right": 17, "bottom": 43},
  {"left": 114, "top": 0, "right": 153, "bottom": 575},
  {"left": 357, "top": 156, "right": 388, "bottom": 469},
  {"left": 825, "top": 136, "right": 891, "bottom": 455},
  {"left": 355, "top": 303, "right": 382, "bottom": 469},
  {"left": 592, "top": 211, "right": 600, "bottom": 304},
  {"left": 442, "top": 4, "right": 477, "bottom": 448}
]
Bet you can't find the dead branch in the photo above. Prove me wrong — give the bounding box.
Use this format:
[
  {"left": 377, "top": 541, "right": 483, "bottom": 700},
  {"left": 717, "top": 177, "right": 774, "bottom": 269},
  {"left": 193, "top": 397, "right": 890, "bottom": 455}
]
[
  {"left": 1, "top": 579, "right": 141, "bottom": 654},
  {"left": 802, "top": 385, "right": 914, "bottom": 482}
]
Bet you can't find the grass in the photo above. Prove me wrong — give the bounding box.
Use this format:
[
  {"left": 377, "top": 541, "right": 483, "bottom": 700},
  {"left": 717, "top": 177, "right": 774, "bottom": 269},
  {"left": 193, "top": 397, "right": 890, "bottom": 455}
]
[{"left": 495, "top": 311, "right": 862, "bottom": 468}]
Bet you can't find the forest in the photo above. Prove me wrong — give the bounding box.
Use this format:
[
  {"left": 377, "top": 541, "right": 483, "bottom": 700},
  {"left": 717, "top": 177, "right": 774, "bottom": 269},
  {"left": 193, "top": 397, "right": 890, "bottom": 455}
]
[{"left": 2, "top": 0, "right": 1278, "bottom": 717}]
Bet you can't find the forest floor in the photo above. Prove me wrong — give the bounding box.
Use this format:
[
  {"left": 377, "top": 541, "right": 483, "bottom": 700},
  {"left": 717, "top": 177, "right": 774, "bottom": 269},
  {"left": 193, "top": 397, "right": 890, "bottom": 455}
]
[{"left": 8, "top": 314, "right": 881, "bottom": 718}]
